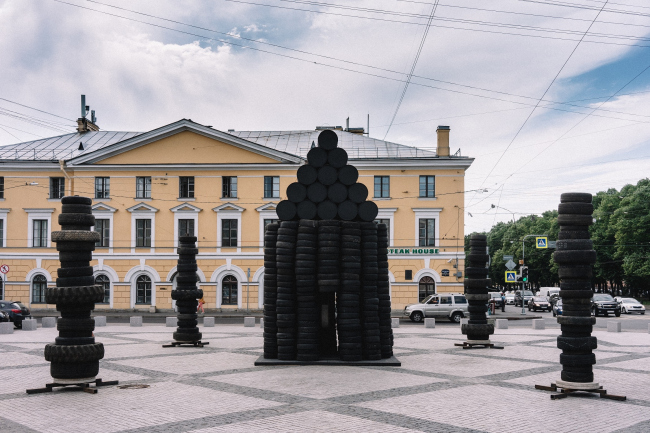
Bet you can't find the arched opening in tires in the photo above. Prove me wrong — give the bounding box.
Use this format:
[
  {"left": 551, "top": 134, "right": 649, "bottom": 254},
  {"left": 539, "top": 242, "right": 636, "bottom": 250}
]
[
  {"left": 221, "top": 275, "right": 238, "bottom": 305},
  {"left": 95, "top": 274, "right": 110, "bottom": 304},
  {"left": 32, "top": 274, "right": 47, "bottom": 303},
  {"left": 136, "top": 275, "right": 152, "bottom": 305},
  {"left": 419, "top": 276, "right": 435, "bottom": 302}
]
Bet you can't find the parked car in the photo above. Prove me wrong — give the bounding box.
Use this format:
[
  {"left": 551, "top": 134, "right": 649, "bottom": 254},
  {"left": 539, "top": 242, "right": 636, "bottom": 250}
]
[
  {"left": 0, "top": 310, "right": 9, "bottom": 322},
  {"left": 553, "top": 299, "right": 563, "bottom": 317},
  {"left": 514, "top": 290, "right": 534, "bottom": 307},
  {"left": 549, "top": 293, "right": 560, "bottom": 307},
  {"left": 615, "top": 297, "right": 646, "bottom": 315},
  {"left": 0, "top": 300, "right": 32, "bottom": 328},
  {"left": 538, "top": 287, "right": 561, "bottom": 302},
  {"left": 591, "top": 294, "right": 621, "bottom": 317},
  {"left": 404, "top": 293, "right": 468, "bottom": 323},
  {"left": 505, "top": 292, "right": 515, "bottom": 305},
  {"left": 528, "top": 297, "right": 552, "bottom": 312},
  {"left": 489, "top": 292, "right": 503, "bottom": 308}
]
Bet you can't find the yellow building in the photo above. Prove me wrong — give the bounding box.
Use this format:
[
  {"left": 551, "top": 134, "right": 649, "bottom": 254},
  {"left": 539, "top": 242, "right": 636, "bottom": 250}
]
[{"left": 0, "top": 119, "right": 472, "bottom": 311}]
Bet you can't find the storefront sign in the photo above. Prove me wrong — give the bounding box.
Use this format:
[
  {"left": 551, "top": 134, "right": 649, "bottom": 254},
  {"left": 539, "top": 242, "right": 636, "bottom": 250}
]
[
  {"left": 441, "top": 269, "right": 449, "bottom": 277},
  {"left": 388, "top": 248, "right": 439, "bottom": 254}
]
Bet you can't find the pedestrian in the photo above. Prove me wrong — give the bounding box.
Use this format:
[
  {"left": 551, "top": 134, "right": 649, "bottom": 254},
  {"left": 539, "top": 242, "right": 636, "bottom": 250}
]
[
  {"left": 197, "top": 297, "right": 205, "bottom": 314},
  {"left": 501, "top": 292, "right": 506, "bottom": 312}
]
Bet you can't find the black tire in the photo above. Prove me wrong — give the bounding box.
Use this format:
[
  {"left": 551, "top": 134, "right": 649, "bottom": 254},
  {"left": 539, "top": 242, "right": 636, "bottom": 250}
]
[
  {"left": 328, "top": 147, "right": 348, "bottom": 168},
  {"left": 557, "top": 214, "right": 593, "bottom": 226},
  {"left": 287, "top": 182, "right": 307, "bottom": 203},
  {"left": 560, "top": 192, "right": 592, "bottom": 203},
  {"left": 559, "top": 353, "right": 596, "bottom": 367},
  {"left": 307, "top": 147, "right": 328, "bottom": 167},
  {"left": 318, "top": 129, "right": 338, "bottom": 150},
  {"left": 466, "top": 253, "right": 489, "bottom": 263},
  {"left": 561, "top": 370, "right": 593, "bottom": 383},
  {"left": 358, "top": 201, "right": 378, "bottom": 222},
  {"left": 297, "top": 201, "right": 318, "bottom": 220},
  {"left": 556, "top": 239, "right": 593, "bottom": 251},
  {"left": 327, "top": 182, "right": 348, "bottom": 203},
  {"left": 348, "top": 183, "right": 368, "bottom": 203},
  {"left": 410, "top": 311, "right": 423, "bottom": 323},
  {"left": 58, "top": 213, "right": 95, "bottom": 227},
  {"left": 56, "top": 242, "right": 95, "bottom": 253},
  {"left": 557, "top": 336, "right": 597, "bottom": 351},
  {"left": 46, "top": 286, "right": 104, "bottom": 304},
  {"left": 57, "top": 266, "right": 94, "bottom": 278},
  {"left": 61, "top": 203, "right": 92, "bottom": 214},
  {"left": 558, "top": 230, "right": 591, "bottom": 240},
  {"left": 173, "top": 332, "right": 202, "bottom": 342},
  {"left": 558, "top": 266, "right": 593, "bottom": 279},
  {"left": 62, "top": 196, "right": 93, "bottom": 205},
  {"left": 297, "top": 165, "right": 318, "bottom": 185},
  {"left": 51, "top": 361, "right": 99, "bottom": 380},
  {"left": 338, "top": 165, "right": 359, "bottom": 185},
  {"left": 177, "top": 263, "right": 198, "bottom": 273},
  {"left": 56, "top": 317, "right": 95, "bottom": 332},
  {"left": 553, "top": 250, "right": 597, "bottom": 265},
  {"left": 307, "top": 182, "right": 327, "bottom": 203},
  {"left": 318, "top": 166, "right": 338, "bottom": 186},
  {"left": 171, "top": 289, "right": 203, "bottom": 300},
  {"left": 44, "top": 343, "right": 104, "bottom": 363},
  {"left": 276, "top": 200, "right": 297, "bottom": 221},
  {"left": 465, "top": 267, "right": 489, "bottom": 278},
  {"left": 558, "top": 202, "right": 594, "bottom": 214},
  {"left": 338, "top": 200, "right": 357, "bottom": 221},
  {"left": 177, "top": 247, "right": 199, "bottom": 255}
]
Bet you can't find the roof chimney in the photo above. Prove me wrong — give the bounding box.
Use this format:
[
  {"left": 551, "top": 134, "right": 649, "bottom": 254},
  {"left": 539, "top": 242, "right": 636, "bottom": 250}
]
[
  {"left": 436, "top": 125, "right": 450, "bottom": 157},
  {"left": 76, "top": 94, "right": 100, "bottom": 133}
]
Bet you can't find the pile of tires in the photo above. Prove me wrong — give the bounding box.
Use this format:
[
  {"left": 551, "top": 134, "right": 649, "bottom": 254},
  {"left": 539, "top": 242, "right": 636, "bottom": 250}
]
[
  {"left": 338, "top": 221, "right": 363, "bottom": 361},
  {"left": 360, "top": 222, "right": 382, "bottom": 360},
  {"left": 462, "top": 234, "right": 494, "bottom": 342},
  {"left": 171, "top": 236, "right": 203, "bottom": 343},
  {"left": 296, "top": 220, "right": 319, "bottom": 361},
  {"left": 276, "top": 221, "right": 298, "bottom": 360},
  {"left": 45, "top": 196, "right": 105, "bottom": 380},
  {"left": 263, "top": 223, "right": 279, "bottom": 359},
  {"left": 553, "top": 192, "right": 598, "bottom": 383},
  {"left": 377, "top": 223, "right": 393, "bottom": 358}
]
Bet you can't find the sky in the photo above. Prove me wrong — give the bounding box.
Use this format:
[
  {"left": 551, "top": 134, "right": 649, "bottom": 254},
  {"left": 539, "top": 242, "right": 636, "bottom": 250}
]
[{"left": 1, "top": 0, "right": 650, "bottom": 234}]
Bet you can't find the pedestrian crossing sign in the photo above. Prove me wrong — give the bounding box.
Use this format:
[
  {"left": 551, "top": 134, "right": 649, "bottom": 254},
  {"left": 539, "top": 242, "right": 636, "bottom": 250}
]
[
  {"left": 505, "top": 271, "right": 517, "bottom": 283},
  {"left": 536, "top": 237, "right": 548, "bottom": 249}
]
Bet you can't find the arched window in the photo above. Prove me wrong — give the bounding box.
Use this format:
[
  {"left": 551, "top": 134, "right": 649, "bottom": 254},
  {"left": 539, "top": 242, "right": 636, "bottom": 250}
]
[
  {"left": 32, "top": 274, "right": 47, "bottom": 303},
  {"left": 95, "top": 274, "right": 110, "bottom": 304},
  {"left": 136, "top": 275, "right": 152, "bottom": 305},
  {"left": 222, "top": 275, "right": 238, "bottom": 305},
  {"left": 419, "top": 276, "right": 435, "bottom": 302}
]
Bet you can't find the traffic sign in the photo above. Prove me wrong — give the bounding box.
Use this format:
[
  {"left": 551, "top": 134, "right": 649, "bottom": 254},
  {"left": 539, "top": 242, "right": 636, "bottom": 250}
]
[
  {"left": 505, "top": 259, "right": 516, "bottom": 270},
  {"left": 505, "top": 271, "right": 517, "bottom": 283},
  {"left": 503, "top": 255, "right": 513, "bottom": 261},
  {"left": 0, "top": 264, "right": 9, "bottom": 274},
  {"left": 548, "top": 240, "right": 556, "bottom": 249},
  {"left": 536, "top": 237, "right": 548, "bottom": 249}
]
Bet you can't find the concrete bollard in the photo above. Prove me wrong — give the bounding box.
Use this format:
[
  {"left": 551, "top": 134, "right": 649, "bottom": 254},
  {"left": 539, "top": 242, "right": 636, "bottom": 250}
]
[
  {"left": 260, "top": 318, "right": 264, "bottom": 328},
  {"left": 495, "top": 319, "right": 509, "bottom": 329},
  {"left": 391, "top": 318, "right": 400, "bottom": 328},
  {"left": 460, "top": 318, "right": 469, "bottom": 327},
  {"left": 203, "top": 317, "right": 215, "bottom": 327},
  {"left": 94, "top": 316, "right": 107, "bottom": 327},
  {"left": 42, "top": 317, "right": 57, "bottom": 328},
  {"left": 424, "top": 318, "right": 435, "bottom": 329},
  {"left": 0, "top": 322, "right": 14, "bottom": 334},
  {"left": 130, "top": 316, "right": 143, "bottom": 327},
  {"left": 607, "top": 321, "right": 622, "bottom": 333},
  {"left": 244, "top": 317, "right": 255, "bottom": 327},
  {"left": 166, "top": 317, "right": 177, "bottom": 327},
  {"left": 22, "top": 319, "right": 37, "bottom": 331},
  {"left": 532, "top": 319, "right": 545, "bottom": 330}
]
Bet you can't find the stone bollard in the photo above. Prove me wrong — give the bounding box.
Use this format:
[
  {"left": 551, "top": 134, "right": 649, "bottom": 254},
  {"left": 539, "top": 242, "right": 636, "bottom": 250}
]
[
  {"left": 495, "top": 319, "right": 509, "bottom": 329},
  {"left": 532, "top": 319, "right": 545, "bottom": 330},
  {"left": 607, "top": 321, "right": 621, "bottom": 333},
  {"left": 0, "top": 322, "right": 14, "bottom": 334},
  {"left": 22, "top": 319, "right": 38, "bottom": 331},
  {"left": 260, "top": 318, "right": 264, "bottom": 328},
  {"left": 94, "top": 316, "right": 107, "bottom": 327},
  {"left": 391, "top": 317, "right": 400, "bottom": 328},
  {"left": 166, "top": 317, "right": 177, "bottom": 327},
  {"left": 244, "top": 317, "right": 255, "bottom": 327},
  {"left": 203, "top": 317, "right": 215, "bottom": 327},
  {"left": 130, "top": 316, "right": 143, "bottom": 327},
  {"left": 424, "top": 318, "right": 435, "bottom": 329},
  {"left": 42, "top": 317, "right": 57, "bottom": 328}
]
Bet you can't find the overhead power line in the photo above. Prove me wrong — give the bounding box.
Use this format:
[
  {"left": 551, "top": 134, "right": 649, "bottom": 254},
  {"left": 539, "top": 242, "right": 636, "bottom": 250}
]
[{"left": 0, "top": 98, "right": 76, "bottom": 122}]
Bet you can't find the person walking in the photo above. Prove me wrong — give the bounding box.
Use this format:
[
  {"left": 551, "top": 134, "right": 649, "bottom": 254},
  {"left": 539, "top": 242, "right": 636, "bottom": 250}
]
[
  {"left": 501, "top": 292, "right": 506, "bottom": 312},
  {"left": 197, "top": 297, "right": 205, "bottom": 314}
]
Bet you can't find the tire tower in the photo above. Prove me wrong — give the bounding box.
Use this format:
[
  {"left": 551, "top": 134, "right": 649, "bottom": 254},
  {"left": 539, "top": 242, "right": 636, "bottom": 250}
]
[{"left": 461, "top": 234, "right": 495, "bottom": 346}]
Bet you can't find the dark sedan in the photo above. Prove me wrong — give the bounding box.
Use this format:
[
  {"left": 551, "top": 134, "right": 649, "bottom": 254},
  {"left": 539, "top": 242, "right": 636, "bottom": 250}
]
[
  {"left": 528, "top": 297, "right": 552, "bottom": 312},
  {"left": 0, "top": 300, "right": 31, "bottom": 328}
]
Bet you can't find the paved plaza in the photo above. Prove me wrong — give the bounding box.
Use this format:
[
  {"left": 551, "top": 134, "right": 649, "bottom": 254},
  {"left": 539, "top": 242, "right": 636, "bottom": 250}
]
[{"left": 1, "top": 321, "right": 650, "bottom": 432}]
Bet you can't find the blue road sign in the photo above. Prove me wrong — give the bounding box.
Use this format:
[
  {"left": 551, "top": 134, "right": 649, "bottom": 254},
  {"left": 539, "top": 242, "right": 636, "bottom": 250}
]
[
  {"left": 505, "top": 271, "right": 517, "bottom": 283},
  {"left": 536, "top": 237, "right": 548, "bottom": 249}
]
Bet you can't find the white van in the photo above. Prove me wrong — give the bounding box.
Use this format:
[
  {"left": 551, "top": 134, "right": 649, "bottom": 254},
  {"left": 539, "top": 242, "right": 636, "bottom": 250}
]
[{"left": 538, "top": 287, "right": 560, "bottom": 301}]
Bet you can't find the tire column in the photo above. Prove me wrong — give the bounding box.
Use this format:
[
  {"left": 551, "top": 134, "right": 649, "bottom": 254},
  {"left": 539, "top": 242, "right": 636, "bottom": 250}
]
[
  {"left": 45, "top": 196, "right": 104, "bottom": 380},
  {"left": 318, "top": 220, "right": 340, "bottom": 357},
  {"left": 276, "top": 221, "right": 298, "bottom": 360},
  {"left": 360, "top": 222, "right": 382, "bottom": 360},
  {"left": 338, "top": 221, "right": 363, "bottom": 361},
  {"left": 263, "top": 223, "right": 279, "bottom": 359},
  {"left": 462, "top": 234, "right": 494, "bottom": 342},
  {"left": 296, "top": 220, "right": 319, "bottom": 361},
  {"left": 554, "top": 193, "right": 598, "bottom": 384},
  {"left": 171, "top": 236, "right": 203, "bottom": 343},
  {"left": 377, "top": 223, "right": 393, "bottom": 358}
]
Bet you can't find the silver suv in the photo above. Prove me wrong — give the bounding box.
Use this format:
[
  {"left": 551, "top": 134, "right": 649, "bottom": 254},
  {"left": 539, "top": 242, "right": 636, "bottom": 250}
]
[{"left": 404, "top": 293, "right": 468, "bottom": 323}]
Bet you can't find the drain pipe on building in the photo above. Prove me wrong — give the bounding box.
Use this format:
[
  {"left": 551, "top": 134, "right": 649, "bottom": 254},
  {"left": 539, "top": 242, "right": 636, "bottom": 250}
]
[{"left": 59, "top": 160, "right": 72, "bottom": 195}]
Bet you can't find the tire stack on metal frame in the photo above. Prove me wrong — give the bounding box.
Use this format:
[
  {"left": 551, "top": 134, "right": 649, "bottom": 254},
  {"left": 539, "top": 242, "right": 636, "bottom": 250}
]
[
  {"left": 377, "top": 223, "right": 393, "bottom": 358},
  {"left": 170, "top": 235, "right": 203, "bottom": 343},
  {"left": 276, "top": 221, "right": 298, "bottom": 360},
  {"left": 338, "top": 221, "right": 363, "bottom": 361},
  {"left": 553, "top": 192, "right": 598, "bottom": 384},
  {"left": 263, "top": 223, "right": 279, "bottom": 359},
  {"left": 462, "top": 234, "right": 494, "bottom": 343},
  {"left": 296, "top": 219, "right": 319, "bottom": 361},
  {"left": 44, "top": 196, "right": 105, "bottom": 381},
  {"left": 360, "top": 222, "right": 382, "bottom": 360}
]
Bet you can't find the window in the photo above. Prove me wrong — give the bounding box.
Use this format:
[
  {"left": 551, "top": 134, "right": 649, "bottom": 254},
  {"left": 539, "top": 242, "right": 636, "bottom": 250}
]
[
  {"left": 50, "top": 177, "right": 65, "bottom": 199},
  {"left": 222, "top": 176, "right": 237, "bottom": 198},
  {"left": 419, "top": 219, "right": 435, "bottom": 247},
  {"left": 0, "top": 176, "right": 4, "bottom": 199},
  {"left": 454, "top": 295, "right": 467, "bottom": 304},
  {"left": 95, "top": 177, "right": 110, "bottom": 199},
  {"left": 440, "top": 296, "right": 452, "bottom": 305},
  {"left": 179, "top": 219, "right": 195, "bottom": 237},
  {"left": 95, "top": 274, "right": 110, "bottom": 304},
  {"left": 222, "top": 219, "right": 237, "bottom": 247},
  {"left": 136, "top": 219, "right": 152, "bottom": 247},
  {"left": 405, "top": 270, "right": 412, "bottom": 280},
  {"left": 136, "top": 176, "right": 151, "bottom": 199},
  {"left": 374, "top": 176, "right": 390, "bottom": 198},
  {"left": 32, "top": 274, "right": 47, "bottom": 303},
  {"left": 32, "top": 220, "right": 48, "bottom": 247},
  {"left": 136, "top": 275, "right": 152, "bottom": 304},
  {"left": 374, "top": 219, "right": 390, "bottom": 240},
  {"left": 179, "top": 176, "right": 194, "bottom": 198},
  {"left": 419, "top": 175, "right": 435, "bottom": 198},
  {"left": 264, "top": 176, "right": 280, "bottom": 198},
  {"left": 419, "top": 276, "right": 435, "bottom": 301},
  {"left": 222, "top": 275, "right": 238, "bottom": 305},
  {"left": 94, "top": 219, "right": 110, "bottom": 247}
]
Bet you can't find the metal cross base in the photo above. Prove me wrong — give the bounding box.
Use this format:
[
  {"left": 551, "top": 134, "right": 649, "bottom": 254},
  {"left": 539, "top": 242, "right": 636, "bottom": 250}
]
[
  {"left": 26, "top": 378, "right": 119, "bottom": 395},
  {"left": 534, "top": 383, "right": 626, "bottom": 401},
  {"left": 454, "top": 342, "right": 503, "bottom": 350},
  {"left": 162, "top": 340, "right": 209, "bottom": 348}
]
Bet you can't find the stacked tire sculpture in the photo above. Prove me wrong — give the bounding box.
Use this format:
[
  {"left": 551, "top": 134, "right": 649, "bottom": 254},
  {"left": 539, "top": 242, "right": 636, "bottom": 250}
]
[
  {"left": 171, "top": 236, "right": 203, "bottom": 343},
  {"left": 262, "top": 129, "right": 394, "bottom": 362},
  {"left": 45, "top": 196, "right": 105, "bottom": 380},
  {"left": 553, "top": 193, "right": 598, "bottom": 384},
  {"left": 462, "top": 234, "right": 494, "bottom": 343}
]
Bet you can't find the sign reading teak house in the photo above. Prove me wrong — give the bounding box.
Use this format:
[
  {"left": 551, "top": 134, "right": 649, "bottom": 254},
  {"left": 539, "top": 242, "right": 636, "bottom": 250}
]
[{"left": 389, "top": 248, "right": 439, "bottom": 254}]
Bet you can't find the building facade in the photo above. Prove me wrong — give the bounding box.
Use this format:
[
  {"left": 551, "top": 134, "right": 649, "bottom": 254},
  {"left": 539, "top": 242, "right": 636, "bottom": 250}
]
[{"left": 0, "top": 119, "right": 472, "bottom": 311}]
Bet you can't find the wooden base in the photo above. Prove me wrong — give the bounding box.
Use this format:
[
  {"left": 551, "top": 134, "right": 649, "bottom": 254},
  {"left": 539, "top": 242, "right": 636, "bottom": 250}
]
[
  {"left": 455, "top": 342, "right": 503, "bottom": 350},
  {"left": 534, "top": 383, "right": 626, "bottom": 401},
  {"left": 26, "top": 378, "right": 119, "bottom": 395},
  {"left": 162, "top": 340, "right": 209, "bottom": 348}
]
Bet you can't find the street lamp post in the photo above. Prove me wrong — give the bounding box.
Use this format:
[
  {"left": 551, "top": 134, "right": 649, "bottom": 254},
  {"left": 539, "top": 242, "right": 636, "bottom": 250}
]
[{"left": 520, "top": 234, "right": 548, "bottom": 315}]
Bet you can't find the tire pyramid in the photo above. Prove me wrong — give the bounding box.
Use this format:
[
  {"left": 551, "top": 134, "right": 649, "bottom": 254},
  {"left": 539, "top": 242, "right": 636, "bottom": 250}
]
[
  {"left": 553, "top": 192, "right": 598, "bottom": 384},
  {"left": 171, "top": 235, "right": 203, "bottom": 343},
  {"left": 263, "top": 129, "right": 393, "bottom": 361},
  {"left": 44, "top": 196, "right": 105, "bottom": 380},
  {"left": 462, "top": 234, "right": 494, "bottom": 343}
]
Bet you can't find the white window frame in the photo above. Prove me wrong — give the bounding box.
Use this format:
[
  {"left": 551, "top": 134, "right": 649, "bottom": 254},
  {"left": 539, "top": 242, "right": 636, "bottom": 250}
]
[
  {"left": 375, "top": 207, "right": 397, "bottom": 247},
  {"left": 213, "top": 203, "right": 245, "bottom": 253},
  {"left": 91, "top": 203, "right": 117, "bottom": 253},
  {"left": 0, "top": 208, "right": 9, "bottom": 248},
  {"left": 25, "top": 208, "right": 54, "bottom": 248},
  {"left": 412, "top": 208, "right": 442, "bottom": 248},
  {"left": 170, "top": 203, "right": 202, "bottom": 247},
  {"left": 256, "top": 203, "right": 279, "bottom": 253},
  {"left": 127, "top": 202, "right": 158, "bottom": 253}
]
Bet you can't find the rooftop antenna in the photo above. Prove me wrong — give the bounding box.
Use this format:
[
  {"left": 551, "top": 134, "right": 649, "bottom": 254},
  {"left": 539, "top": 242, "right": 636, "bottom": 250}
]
[
  {"left": 81, "top": 95, "right": 87, "bottom": 118},
  {"left": 91, "top": 110, "right": 96, "bottom": 124},
  {"left": 367, "top": 113, "right": 369, "bottom": 136}
]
